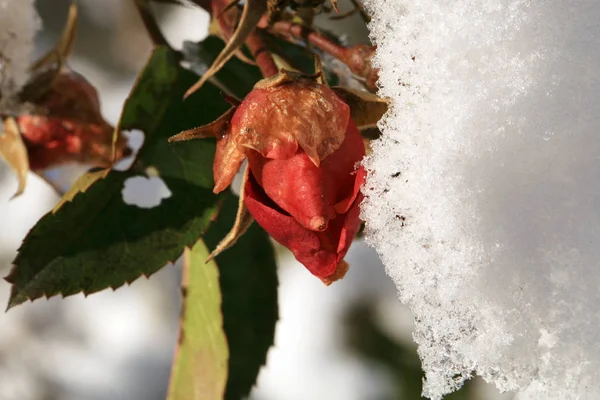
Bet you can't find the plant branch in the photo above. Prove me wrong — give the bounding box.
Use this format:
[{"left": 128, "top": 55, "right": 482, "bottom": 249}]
[
  {"left": 267, "top": 21, "right": 346, "bottom": 60},
  {"left": 264, "top": 21, "right": 378, "bottom": 90},
  {"left": 245, "top": 31, "right": 278, "bottom": 77}
]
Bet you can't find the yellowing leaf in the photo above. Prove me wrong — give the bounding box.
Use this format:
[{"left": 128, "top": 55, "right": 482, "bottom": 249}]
[{"left": 168, "top": 240, "right": 228, "bottom": 400}]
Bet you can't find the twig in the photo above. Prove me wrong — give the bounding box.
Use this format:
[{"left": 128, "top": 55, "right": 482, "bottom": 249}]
[
  {"left": 265, "top": 21, "right": 378, "bottom": 90},
  {"left": 245, "top": 31, "right": 278, "bottom": 77}
]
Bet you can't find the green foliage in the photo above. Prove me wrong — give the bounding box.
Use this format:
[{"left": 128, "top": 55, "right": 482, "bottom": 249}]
[
  {"left": 204, "top": 193, "right": 279, "bottom": 400},
  {"left": 6, "top": 41, "right": 280, "bottom": 400},
  {"left": 5, "top": 47, "right": 229, "bottom": 308},
  {"left": 168, "top": 240, "right": 229, "bottom": 400}
]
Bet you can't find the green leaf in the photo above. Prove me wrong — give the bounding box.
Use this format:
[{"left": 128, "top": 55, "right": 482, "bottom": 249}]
[
  {"left": 5, "top": 46, "right": 230, "bottom": 309},
  {"left": 167, "top": 240, "right": 228, "bottom": 400},
  {"left": 203, "top": 192, "right": 279, "bottom": 400}
]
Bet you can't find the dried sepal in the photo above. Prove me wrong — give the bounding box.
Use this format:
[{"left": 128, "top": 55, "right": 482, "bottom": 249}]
[
  {"left": 313, "top": 53, "right": 327, "bottom": 86},
  {"left": 17, "top": 3, "right": 78, "bottom": 104},
  {"left": 209, "top": 0, "right": 257, "bottom": 65},
  {"left": 252, "top": 68, "right": 307, "bottom": 89},
  {"left": 0, "top": 117, "right": 29, "bottom": 198},
  {"left": 232, "top": 72, "right": 350, "bottom": 166},
  {"left": 331, "top": 87, "right": 388, "bottom": 130},
  {"left": 206, "top": 166, "right": 254, "bottom": 261},
  {"left": 169, "top": 107, "right": 236, "bottom": 142},
  {"left": 29, "top": 2, "right": 77, "bottom": 72},
  {"left": 184, "top": 0, "right": 268, "bottom": 98}
]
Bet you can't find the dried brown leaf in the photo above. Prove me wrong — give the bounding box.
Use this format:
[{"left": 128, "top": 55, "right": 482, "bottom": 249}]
[
  {"left": 0, "top": 117, "right": 29, "bottom": 198},
  {"left": 331, "top": 87, "right": 388, "bottom": 130}
]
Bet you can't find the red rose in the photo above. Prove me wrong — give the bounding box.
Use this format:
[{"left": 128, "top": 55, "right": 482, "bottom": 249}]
[
  {"left": 172, "top": 70, "right": 366, "bottom": 284},
  {"left": 243, "top": 119, "right": 365, "bottom": 284}
]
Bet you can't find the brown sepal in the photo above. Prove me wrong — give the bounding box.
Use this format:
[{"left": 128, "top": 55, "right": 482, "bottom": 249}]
[
  {"left": 331, "top": 87, "right": 388, "bottom": 131},
  {"left": 252, "top": 67, "right": 309, "bottom": 89},
  {"left": 29, "top": 2, "right": 77, "bottom": 72},
  {"left": 0, "top": 117, "right": 29, "bottom": 198},
  {"left": 206, "top": 166, "right": 254, "bottom": 261},
  {"left": 184, "top": 0, "right": 268, "bottom": 98},
  {"left": 168, "top": 107, "right": 236, "bottom": 142},
  {"left": 236, "top": 70, "right": 351, "bottom": 165}
]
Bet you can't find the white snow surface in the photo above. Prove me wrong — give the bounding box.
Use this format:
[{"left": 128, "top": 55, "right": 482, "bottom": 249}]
[
  {"left": 361, "top": 1, "right": 600, "bottom": 399},
  {"left": 0, "top": 0, "right": 40, "bottom": 97}
]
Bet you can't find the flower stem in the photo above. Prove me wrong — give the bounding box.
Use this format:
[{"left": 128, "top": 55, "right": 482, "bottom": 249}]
[
  {"left": 267, "top": 21, "right": 347, "bottom": 60},
  {"left": 245, "top": 31, "right": 279, "bottom": 77},
  {"left": 264, "top": 21, "right": 379, "bottom": 90}
]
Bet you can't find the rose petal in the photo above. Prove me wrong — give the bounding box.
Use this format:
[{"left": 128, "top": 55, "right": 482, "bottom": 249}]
[
  {"left": 319, "top": 119, "right": 366, "bottom": 212},
  {"left": 246, "top": 118, "right": 366, "bottom": 231},
  {"left": 244, "top": 173, "right": 340, "bottom": 278},
  {"left": 247, "top": 149, "right": 336, "bottom": 231}
]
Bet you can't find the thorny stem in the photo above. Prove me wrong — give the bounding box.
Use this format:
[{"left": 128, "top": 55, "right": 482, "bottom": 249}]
[
  {"left": 264, "top": 21, "right": 378, "bottom": 90},
  {"left": 267, "top": 21, "right": 346, "bottom": 60},
  {"left": 245, "top": 31, "right": 279, "bottom": 77}
]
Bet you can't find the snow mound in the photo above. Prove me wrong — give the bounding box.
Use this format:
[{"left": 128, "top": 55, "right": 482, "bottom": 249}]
[
  {"left": 0, "top": 0, "right": 40, "bottom": 98},
  {"left": 361, "top": 0, "right": 600, "bottom": 399}
]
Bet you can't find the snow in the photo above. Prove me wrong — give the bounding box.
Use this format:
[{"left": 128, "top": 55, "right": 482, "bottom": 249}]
[
  {"left": 0, "top": 0, "right": 40, "bottom": 98},
  {"left": 361, "top": 0, "right": 600, "bottom": 399}
]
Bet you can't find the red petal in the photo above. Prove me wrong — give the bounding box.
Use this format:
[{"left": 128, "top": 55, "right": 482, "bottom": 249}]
[
  {"left": 247, "top": 149, "right": 336, "bottom": 231},
  {"left": 246, "top": 118, "right": 365, "bottom": 230},
  {"left": 319, "top": 119, "right": 366, "bottom": 212},
  {"left": 244, "top": 173, "right": 339, "bottom": 278}
]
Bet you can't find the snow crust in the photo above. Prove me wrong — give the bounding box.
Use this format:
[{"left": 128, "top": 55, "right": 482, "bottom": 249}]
[
  {"left": 0, "top": 0, "right": 40, "bottom": 98},
  {"left": 361, "top": 0, "right": 600, "bottom": 398}
]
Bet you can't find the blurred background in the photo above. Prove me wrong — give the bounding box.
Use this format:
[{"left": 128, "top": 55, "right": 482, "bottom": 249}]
[{"left": 0, "top": 1, "right": 511, "bottom": 399}]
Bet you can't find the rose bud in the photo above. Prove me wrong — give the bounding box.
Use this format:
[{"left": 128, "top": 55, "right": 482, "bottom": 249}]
[
  {"left": 171, "top": 68, "right": 372, "bottom": 284},
  {"left": 0, "top": 3, "right": 129, "bottom": 197},
  {"left": 17, "top": 70, "right": 129, "bottom": 172}
]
